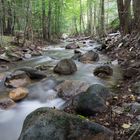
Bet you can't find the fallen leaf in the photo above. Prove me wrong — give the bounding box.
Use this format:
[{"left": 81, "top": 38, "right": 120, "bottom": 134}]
[
  {"left": 130, "top": 95, "right": 136, "bottom": 101},
  {"left": 121, "top": 123, "right": 131, "bottom": 129}
]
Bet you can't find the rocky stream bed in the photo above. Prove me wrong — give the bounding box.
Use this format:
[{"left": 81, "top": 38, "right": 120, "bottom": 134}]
[{"left": 0, "top": 38, "right": 139, "bottom": 140}]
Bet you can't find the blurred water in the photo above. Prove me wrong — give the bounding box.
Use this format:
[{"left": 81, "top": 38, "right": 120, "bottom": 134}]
[{"left": 0, "top": 39, "right": 122, "bottom": 140}]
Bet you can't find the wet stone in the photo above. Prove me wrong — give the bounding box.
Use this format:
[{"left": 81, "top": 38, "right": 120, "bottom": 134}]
[
  {"left": 5, "top": 71, "right": 31, "bottom": 88},
  {"left": 54, "top": 59, "right": 77, "bottom": 75},
  {"left": 9, "top": 87, "right": 29, "bottom": 101},
  {"left": 0, "top": 97, "right": 16, "bottom": 110}
]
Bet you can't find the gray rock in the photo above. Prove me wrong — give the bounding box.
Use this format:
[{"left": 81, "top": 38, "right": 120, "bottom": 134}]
[
  {"left": 72, "top": 84, "right": 111, "bottom": 116},
  {"left": 5, "top": 71, "right": 31, "bottom": 88},
  {"left": 79, "top": 50, "right": 99, "bottom": 63},
  {"left": 94, "top": 65, "right": 113, "bottom": 78},
  {"left": 65, "top": 42, "right": 80, "bottom": 49},
  {"left": 24, "top": 54, "right": 32, "bottom": 59},
  {"left": 0, "top": 56, "right": 11, "bottom": 63},
  {"left": 56, "top": 80, "right": 89, "bottom": 100},
  {"left": 54, "top": 59, "right": 77, "bottom": 75},
  {"left": 19, "top": 108, "right": 113, "bottom": 140},
  {"left": 131, "top": 102, "right": 140, "bottom": 114},
  {"left": 16, "top": 67, "right": 47, "bottom": 80},
  {"left": 0, "top": 97, "right": 16, "bottom": 110},
  {"left": 0, "top": 65, "right": 9, "bottom": 71}
]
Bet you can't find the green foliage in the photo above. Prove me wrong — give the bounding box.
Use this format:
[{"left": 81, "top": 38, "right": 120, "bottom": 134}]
[
  {"left": 110, "top": 18, "right": 119, "bottom": 29},
  {"left": 1, "top": 0, "right": 119, "bottom": 39}
]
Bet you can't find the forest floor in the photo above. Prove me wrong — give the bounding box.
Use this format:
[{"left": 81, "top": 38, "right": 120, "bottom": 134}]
[{"left": 98, "top": 32, "right": 140, "bottom": 140}]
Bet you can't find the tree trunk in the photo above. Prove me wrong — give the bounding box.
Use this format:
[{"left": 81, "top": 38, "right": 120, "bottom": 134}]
[
  {"left": 93, "top": 2, "right": 97, "bottom": 36},
  {"left": 100, "top": 0, "right": 105, "bottom": 35},
  {"left": 79, "top": 0, "right": 82, "bottom": 34},
  {"left": 6, "top": 1, "right": 13, "bottom": 34},
  {"left": 133, "top": 0, "right": 140, "bottom": 31},
  {"left": 0, "top": 0, "right": 3, "bottom": 46},
  {"left": 47, "top": 0, "right": 52, "bottom": 41},
  {"left": 42, "top": 0, "right": 46, "bottom": 40},
  {"left": 117, "top": 0, "right": 131, "bottom": 35},
  {"left": 1, "top": 0, "right": 6, "bottom": 34}
]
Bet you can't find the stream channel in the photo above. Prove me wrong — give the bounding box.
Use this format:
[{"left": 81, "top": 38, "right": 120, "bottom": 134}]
[{"left": 0, "top": 39, "right": 122, "bottom": 140}]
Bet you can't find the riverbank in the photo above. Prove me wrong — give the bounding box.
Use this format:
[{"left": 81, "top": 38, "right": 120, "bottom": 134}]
[{"left": 98, "top": 32, "right": 140, "bottom": 139}]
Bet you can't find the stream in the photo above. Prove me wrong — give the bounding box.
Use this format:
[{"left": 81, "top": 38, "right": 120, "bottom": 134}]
[{"left": 0, "top": 39, "right": 122, "bottom": 140}]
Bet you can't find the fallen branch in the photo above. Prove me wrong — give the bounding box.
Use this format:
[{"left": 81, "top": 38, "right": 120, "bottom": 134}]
[{"left": 128, "top": 124, "right": 140, "bottom": 140}]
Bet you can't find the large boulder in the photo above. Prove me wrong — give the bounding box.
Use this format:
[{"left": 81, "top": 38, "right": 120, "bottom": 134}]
[
  {"left": 94, "top": 65, "right": 113, "bottom": 78},
  {"left": 72, "top": 84, "right": 111, "bottom": 116},
  {"left": 19, "top": 108, "right": 113, "bottom": 140},
  {"left": 55, "top": 80, "right": 89, "bottom": 100},
  {"left": 79, "top": 50, "right": 99, "bottom": 63},
  {"left": 15, "top": 67, "right": 47, "bottom": 80},
  {"left": 5, "top": 71, "right": 31, "bottom": 88},
  {"left": 9, "top": 87, "right": 29, "bottom": 101},
  {"left": 54, "top": 59, "right": 77, "bottom": 75},
  {"left": 0, "top": 97, "right": 16, "bottom": 110}
]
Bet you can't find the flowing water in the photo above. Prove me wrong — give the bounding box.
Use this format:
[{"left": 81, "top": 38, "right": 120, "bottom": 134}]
[{"left": 0, "top": 40, "right": 122, "bottom": 140}]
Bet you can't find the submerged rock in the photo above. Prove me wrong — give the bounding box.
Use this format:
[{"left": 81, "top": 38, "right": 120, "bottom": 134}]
[
  {"left": 94, "top": 65, "right": 113, "bottom": 78},
  {"left": 56, "top": 80, "right": 89, "bottom": 100},
  {"left": 71, "top": 49, "right": 82, "bottom": 60},
  {"left": 71, "top": 53, "right": 82, "bottom": 60},
  {"left": 19, "top": 108, "right": 113, "bottom": 140},
  {"left": 72, "top": 84, "right": 111, "bottom": 116},
  {"left": 9, "top": 87, "right": 28, "bottom": 101},
  {"left": 0, "top": 65, "right": 9, "bottom": 71},
  {"left": 79, "top": 50, "right": 99, "bottom": 63},
  {"left": 15, "top": 67, "right": 47, "bottom": 80},
  {"left": 0, "top": 97, "right": 16, "bottom": 110},
  {"left": 5, "top": 71, "right": 31, "bottom": 88},
  {"left": 54, "top": 59, "right": 77, "bottom": 75}
]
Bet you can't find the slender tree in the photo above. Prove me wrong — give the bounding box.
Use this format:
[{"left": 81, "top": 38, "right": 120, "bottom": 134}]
[
  {"left": 42, "top": 0, "right": 46, "bottom": 39},
  {"left": 133, "top": 0, "right": 140, "bottom": 31}
]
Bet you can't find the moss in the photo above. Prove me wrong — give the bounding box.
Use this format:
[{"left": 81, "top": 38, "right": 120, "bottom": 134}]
[
  {"left": 77, "top": 114, "right": 87, "bottom": 119},
  {"left": 0, "top": 36, "right": 17, "bottom": 50},
  {"left": 110, "top": 18, "right": 119, "bottom": 30}
]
